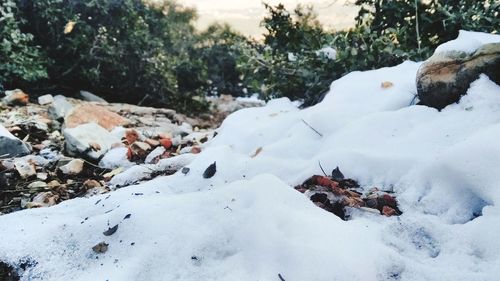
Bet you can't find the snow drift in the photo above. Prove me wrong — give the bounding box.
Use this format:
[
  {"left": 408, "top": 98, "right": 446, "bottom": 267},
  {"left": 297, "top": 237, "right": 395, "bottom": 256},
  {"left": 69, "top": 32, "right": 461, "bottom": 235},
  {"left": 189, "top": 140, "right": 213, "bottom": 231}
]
[{"left": 1, "top": 31, "right": 500, "bottom": 281}]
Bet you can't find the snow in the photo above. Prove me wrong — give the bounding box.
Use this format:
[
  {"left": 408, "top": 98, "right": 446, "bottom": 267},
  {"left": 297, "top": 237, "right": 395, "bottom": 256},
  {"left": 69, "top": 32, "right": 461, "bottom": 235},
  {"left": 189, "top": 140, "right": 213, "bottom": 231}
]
[
  {"left": 99, "top": 147, "right": 135, "bottom": 169},
  {"left": 1, "top": 31, "right": 500, "bottom": 281},
  {"left": 316, "top": 46, "right": 337, "bottom": 60},
  {"left": 0, "top": 123, "right": 17, "bottom": 140},
  {"left": 434, "top": 30, "right": 500, "bottom": 54}
]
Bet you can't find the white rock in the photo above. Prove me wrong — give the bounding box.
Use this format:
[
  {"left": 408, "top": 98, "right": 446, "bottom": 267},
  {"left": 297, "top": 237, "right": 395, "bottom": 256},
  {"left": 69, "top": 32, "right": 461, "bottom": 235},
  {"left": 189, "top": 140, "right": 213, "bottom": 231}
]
[
  {"left": 59, "top": 159, "right": 84, "bottom": 175},
  {"left": 48, "top": 95, "right": 73, "bottom": 120},
  {"left": 63, "top": 123, "right": 121, "bottom": 160},
  {"left": 29, "top": 192, "right": 58, "bottom": 208},
  {"left": 145, "top": 146, "right": 166, "bottom": 164},
  {"left": 37, "top": 94, "right": 54, "bottom": 105},
  {"left": 13, "top": 158, "right": 36, "bottom": 179},
  {"left": 79, "top": 90, "right": 107, "bottom": 103}
]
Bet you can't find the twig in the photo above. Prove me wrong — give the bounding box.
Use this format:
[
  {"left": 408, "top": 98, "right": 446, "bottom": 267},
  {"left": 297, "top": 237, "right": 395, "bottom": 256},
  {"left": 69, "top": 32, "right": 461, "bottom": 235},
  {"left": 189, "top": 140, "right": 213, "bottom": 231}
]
[
  {"left": 278, "top": 273, "right": 286, "bottom": 281},
  {"left": 318, "top": 161, "right": 328, "bottom": 177},
  {"left": 301, "top": 119, "right": 323, "bottom": 137},
  {"left": 415, "top": 0, "right": 421, "bottom": 52}
]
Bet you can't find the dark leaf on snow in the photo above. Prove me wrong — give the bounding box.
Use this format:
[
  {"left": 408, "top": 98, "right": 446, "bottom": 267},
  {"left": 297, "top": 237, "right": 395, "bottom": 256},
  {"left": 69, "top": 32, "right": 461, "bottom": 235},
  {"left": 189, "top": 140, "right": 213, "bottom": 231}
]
[
  {"left": 92, "top": 242, "right": 109, "bottom": 254},
  {"left": 331, "top": 166, "right": 344, "bottom": 181},
  {"left": 123, "top": 214, "right": 131, "bottom": 220},
  {"left": 103, "top": 224, "right": 118, "bottom": 236},
  {"left": 181, "top": 167, "right": 190, "bottom": 175},
  {"left": 203, "top": 162, "right": 217, "bottom": 179}
]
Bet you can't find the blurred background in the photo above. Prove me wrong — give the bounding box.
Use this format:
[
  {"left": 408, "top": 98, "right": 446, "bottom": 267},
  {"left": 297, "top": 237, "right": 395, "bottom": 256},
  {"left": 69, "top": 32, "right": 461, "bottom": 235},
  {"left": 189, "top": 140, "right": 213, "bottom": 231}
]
[
  {"left": 1, "top": 0, "right": 498, "bottom": 113},
  {"left": 183, "top": 0, "right": 358, "bottom": 38}
]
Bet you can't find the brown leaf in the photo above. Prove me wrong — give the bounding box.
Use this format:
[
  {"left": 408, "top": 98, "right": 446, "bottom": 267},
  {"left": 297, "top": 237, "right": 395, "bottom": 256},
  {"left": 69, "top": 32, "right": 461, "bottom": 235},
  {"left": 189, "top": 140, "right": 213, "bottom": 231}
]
[
  {"left": 381, "top": 81, "right": 394, "bottom": 89},
  {"left": 251, "top": 147, "right": 263, "bottom": 158}
]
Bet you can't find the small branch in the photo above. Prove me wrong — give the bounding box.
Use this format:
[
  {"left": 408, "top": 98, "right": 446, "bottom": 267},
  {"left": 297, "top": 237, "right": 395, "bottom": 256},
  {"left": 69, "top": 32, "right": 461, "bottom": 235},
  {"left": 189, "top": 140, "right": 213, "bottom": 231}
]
[
  {"left": 278, "top": 273, "right": 286, "bottom": 281},
  {"left": 318, "top": 161, "right": 328, "bottom": 177},
  {"left": 301, "top": 118, "right": 323, "bottom": 137}
]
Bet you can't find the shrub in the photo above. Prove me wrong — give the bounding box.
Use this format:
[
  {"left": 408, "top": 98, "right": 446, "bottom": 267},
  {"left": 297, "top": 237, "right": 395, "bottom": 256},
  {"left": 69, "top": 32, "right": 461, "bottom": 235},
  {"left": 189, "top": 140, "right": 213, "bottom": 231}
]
[
  {"left": 0, "top": 0, "right": 46, "bottom": 88},
  {"left": 237, "top": 4, "right": 339, "bottom": 105},
  {"left": 195, "top": 23, "right": 247, "bottom": 97},
  {"left": 237, "top": 1, "right": 499, "bottom": 105},
  {"left": 15, "top": 0, "right": 209, "bottom": 112}
]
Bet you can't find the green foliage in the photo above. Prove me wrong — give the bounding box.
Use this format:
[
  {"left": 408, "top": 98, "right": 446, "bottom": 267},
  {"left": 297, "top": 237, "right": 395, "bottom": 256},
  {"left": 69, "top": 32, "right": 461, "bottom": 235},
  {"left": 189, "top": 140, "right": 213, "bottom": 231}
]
[
  {"left": 16, "top": 0, "right": 208, "bottom": 112},
  {"left": 237, "top": 1, "right": 499, "bottom": 105},
  {"left": 1, "top": 0, "right": 498, "bottom": 112},
  {"left": 237, "top": 4, "right": 338, "bottom": 105},
  {"left": 195, "top": 23, "right": 247, "bottom": 97},
  {"left": 355, "top": 0, "right": 499, "bottom": 60},
  {"left": 0, "top": 0, "right": 46, "bottom": 87}
]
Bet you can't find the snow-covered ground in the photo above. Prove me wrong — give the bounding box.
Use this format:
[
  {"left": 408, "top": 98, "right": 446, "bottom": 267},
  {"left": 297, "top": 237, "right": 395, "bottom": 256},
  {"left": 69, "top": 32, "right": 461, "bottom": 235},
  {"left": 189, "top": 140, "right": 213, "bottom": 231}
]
[{"left": 1, "top": 31, "right": 499, "bottom": 281}]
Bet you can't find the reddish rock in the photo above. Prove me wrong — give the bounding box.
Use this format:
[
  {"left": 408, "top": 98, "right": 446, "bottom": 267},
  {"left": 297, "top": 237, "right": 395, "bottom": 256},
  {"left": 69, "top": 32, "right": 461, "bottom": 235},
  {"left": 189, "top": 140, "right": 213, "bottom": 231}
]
[
  {"left": 125, "top": 129, "right": 139, "bottom": 145},
  {"left": 65, "top": 104, "right": 130, "bottom": 131},
  {"left": 382, "top": 206, "right": 397, "bottom": 217},
  {"left": 159, "top": 138, "right": 172, "bottom": 149},
  {"left": 4, "top": 89, "right": 29, "bottom": 106}
]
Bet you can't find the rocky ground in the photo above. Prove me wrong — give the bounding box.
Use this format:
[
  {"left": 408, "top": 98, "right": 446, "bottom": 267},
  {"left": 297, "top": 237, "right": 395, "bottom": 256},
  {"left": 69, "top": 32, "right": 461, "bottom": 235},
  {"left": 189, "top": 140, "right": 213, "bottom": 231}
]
[{"left": 0, "top": 91, "right": 264, "bottom": 215}]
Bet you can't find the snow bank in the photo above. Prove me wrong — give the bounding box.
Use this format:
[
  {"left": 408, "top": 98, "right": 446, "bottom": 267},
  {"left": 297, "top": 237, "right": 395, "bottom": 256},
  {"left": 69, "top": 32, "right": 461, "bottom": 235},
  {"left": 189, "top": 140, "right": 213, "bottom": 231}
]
[
  {"left": 434, "top": 30, "right": 500, "bottom": 54},
  {"left": 1, "top": 31, "right": 500, "bottom": 281}
]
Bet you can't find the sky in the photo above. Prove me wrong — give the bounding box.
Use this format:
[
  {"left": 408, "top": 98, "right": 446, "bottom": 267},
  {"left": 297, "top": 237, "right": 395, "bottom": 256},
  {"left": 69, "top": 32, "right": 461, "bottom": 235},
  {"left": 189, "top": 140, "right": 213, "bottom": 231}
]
[{"left": 181, "top": 0, "right": 358, "bottom": 38}]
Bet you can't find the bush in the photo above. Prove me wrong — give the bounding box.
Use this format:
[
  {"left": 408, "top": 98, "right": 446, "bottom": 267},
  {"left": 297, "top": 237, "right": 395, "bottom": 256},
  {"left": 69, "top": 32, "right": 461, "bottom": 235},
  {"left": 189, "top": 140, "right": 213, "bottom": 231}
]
[
  {"left": 15, "top": 0, "right": 206, "bottom": 111},
  {"left": 0, "top": 0, "right": 46, "bottom": 88},
  {"left": 237, "top": 4, "right": 339, "bottom": 105},
  {"left": 237, "top": 1, "right": 499, "bottom": 105},
  {"left": 195, "top": 23, "right": 247, "bottom": 97}
]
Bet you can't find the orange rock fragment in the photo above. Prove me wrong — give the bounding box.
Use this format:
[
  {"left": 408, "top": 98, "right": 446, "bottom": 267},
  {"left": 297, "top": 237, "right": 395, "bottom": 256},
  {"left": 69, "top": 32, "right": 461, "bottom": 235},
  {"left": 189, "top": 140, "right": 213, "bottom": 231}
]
[
  {"left": 125, "top": 129, "right": 139, "bottom": 145},
  {"left": 159, "top": 138, "right": 172, "bottom": 149}
]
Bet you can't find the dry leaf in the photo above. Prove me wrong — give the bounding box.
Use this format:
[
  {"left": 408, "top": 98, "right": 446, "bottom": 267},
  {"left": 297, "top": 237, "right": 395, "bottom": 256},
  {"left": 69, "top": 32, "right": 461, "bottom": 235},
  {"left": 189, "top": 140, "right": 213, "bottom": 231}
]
[
  {"left": 381, "top": 81, "right": 394, "bottom": 89},
  {"left": 64, "top": 21, "right": 76, "bottom": 34},
  {"left": 251, "top": 147, "right": 263, "bottom": 158}
]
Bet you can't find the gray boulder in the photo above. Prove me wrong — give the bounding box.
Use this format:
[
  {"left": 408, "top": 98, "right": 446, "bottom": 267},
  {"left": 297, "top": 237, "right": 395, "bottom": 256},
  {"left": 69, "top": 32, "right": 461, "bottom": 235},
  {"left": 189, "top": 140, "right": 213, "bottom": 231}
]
[
  {"left": 48, "top": 95, "right": 74, "bottom": 120},
  {"left": 0, "top": 125, "right": 30, "bottom": 158},
  {"left": 417, "top": 43, "right": 500, "bottom": 110},
  {"left": 79, "top": 90, "right": 108, "bottom": 103}
]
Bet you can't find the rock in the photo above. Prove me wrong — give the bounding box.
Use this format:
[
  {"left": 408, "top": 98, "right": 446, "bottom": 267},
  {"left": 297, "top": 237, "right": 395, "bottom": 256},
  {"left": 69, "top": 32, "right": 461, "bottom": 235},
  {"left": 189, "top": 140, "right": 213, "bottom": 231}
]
[
  {"left": 59, "top": 159, "right": 84, "bottom": 175},
  {"left": 48, "top": 95, "right": 74, "bottom": 120},
  {"left": 3, "top": 89, "right": 29, "bottom": 106},
  {"left": 64, "top": 123, "right": 122, "bottom": 161},
  {"left": 417, "top": 43, "right": 500, "bottom": 109},
  {"left": 83, "top": 179, "right": 101, "bottom": 189},
  {"left": 27, "top": 181, "right": 48, "bottom": 192},
  {"left": 79, "top": 90, "right": 107, "bottom": 103},
  {"left": 125, "top": 129, "right": 139, "bottom": 145},
  {"left": 159, "top": 138, "right": 172, "bottom": 149},
  {"left": 145, "top": 146, "right": 166, "bottom": 164},
  {"left": 130, "top": 141, "right": 151, "bottom": 158},
  {"left": 37, "top": 94, "right": 54, "bottom": 105},
  {"left": 65, "top": 104, "right": 130, "bottom": 131},
  {"left": 13, "top": 158, "right": 36, "bottom": 179},
  {"left": 28, "top": 192, "right": 59, "bottom": 208},
  {"left": 0, "top": 125, "right": 30, "bottom": 158}
]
